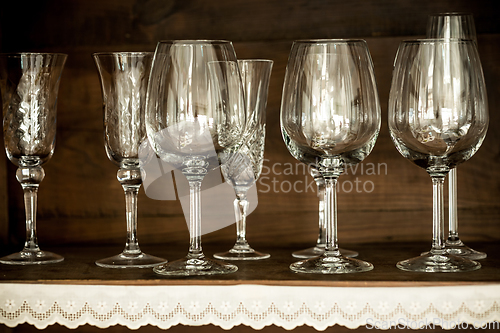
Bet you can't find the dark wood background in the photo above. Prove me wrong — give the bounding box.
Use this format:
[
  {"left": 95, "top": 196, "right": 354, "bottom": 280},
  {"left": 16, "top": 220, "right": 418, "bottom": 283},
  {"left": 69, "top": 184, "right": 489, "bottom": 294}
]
[{"left": 0, "top": 0, "right": 499, "bottom": 251}]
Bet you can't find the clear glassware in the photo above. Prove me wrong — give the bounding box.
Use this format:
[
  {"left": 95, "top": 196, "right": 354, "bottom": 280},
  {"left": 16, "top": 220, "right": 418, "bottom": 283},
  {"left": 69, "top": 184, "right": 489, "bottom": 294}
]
[
  {"left": 389, "top": 39, "right": 488, "bottom": 272},
  {"left": 145, "top": 40, "right": 245, "bottom": 276},
  {"left": 93, "top": 52, "right": 168, "bottom": 268},
  {"left": 281, "top": 40, "right": 380, "bottom": 274},
  {"left": 0, "top": 53, "right": 67, "bottom": 265},
  {"left": 214, "top": 59, "right": 273, "bottom": 261},
  {"left": 426, "top": 13, "right": 486, "bottom": 260},
  {"left": 292, "top": 168, "right": 358, "bottom": 259},
  {"left": 427, "top": 12, "right": 476, "bottom": 42}
]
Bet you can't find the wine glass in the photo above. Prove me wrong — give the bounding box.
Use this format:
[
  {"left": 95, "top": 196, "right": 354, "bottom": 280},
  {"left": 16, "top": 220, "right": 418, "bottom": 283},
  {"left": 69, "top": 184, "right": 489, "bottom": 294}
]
[
  {"left": 427, "top": 12, "right": 476, "bottom": 42},
  {"left": 0, "top": 53, "right": 66, "bottom": 265},
  {"left": 292, "top": 168, "right": 359, "bottom": 259},
  {"left": 93, "top": 52, "right": 168, "bottom": 268},
  {"left": 281, "top": 40, "right": 380, "bottom": 274},
  {"left": 145, "top": 40, "right": 245, "bottom": 276},
  {"left": 214, "top": 59, "right": 273, "bottom": 261},
  {"left": 389, "top": 39, "right": 488, "bottom": 272},
  {"left": 426, "top": 13, "right": 486, "bottom": 260}
]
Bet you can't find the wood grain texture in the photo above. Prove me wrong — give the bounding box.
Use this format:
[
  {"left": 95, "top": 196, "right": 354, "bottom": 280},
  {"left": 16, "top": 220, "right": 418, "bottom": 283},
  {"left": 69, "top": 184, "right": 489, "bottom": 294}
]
[
  {"left": 0, "top": 0, "right": 499, "bottom": 249},
  {"left": 1, "top": 0, "right": 499, "bottom": 48}
]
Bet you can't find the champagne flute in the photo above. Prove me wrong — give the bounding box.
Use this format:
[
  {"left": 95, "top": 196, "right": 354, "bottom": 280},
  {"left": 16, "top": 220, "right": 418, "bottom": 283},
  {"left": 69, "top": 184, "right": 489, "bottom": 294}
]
[
  {"left": 214, "top": 59, "right": 273, "bottom": 261},
  {"left": 426, "top": 12, "right": 486, "bottom": 260},
  {"left": 292, "top": 168, "right": 358, "bottom": 258},
  {"left": 281, "top": 40, "right": 380, "bottom": 274},
  {"left": 389, "top": 39, "right": 488, "bottom": 272},
  {"left": 93, "top": 52, "right": 168, "bottom": 268},
  {"left": 0, "top": 53, "right": 66, "bottom": 265},
  {"left": 146, "top": 40, "right": 245, "bottom": 276}
]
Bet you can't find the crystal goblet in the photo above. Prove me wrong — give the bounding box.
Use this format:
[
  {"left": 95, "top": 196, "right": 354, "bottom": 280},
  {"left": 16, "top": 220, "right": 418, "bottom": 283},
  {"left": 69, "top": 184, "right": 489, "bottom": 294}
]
[
  {"left": 0, "top": 53, "right": 67, "bottom": 265},
  {"left": 146, "top": 40, "right": 245, "bottom": 276},
  {"left": 214, "top": 59, "right": 273, "bottom": 261},
  {"left": 389, "top": 39, "right": 488, "bottom": 272},
  {"left": 281, "top": 40, "right": 380, "bottom": 274},
  {"left": 426, "top": 12, "right": 486, "bottom": 260},
  {"left": 93, "top": 52, "right": 168, "bottom": 268}
]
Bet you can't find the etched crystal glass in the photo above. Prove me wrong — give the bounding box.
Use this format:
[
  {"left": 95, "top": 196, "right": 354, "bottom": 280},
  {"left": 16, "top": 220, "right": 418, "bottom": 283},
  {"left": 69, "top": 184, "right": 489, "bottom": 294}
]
[
  {"left": 0, "top": 53, "right": 66, "bottom": 265},
  {"left": 214, "top": 59, "right": 273, "bottom": 261},
  {"left": 389, "top": 39, "right": 488, "bottom": 272},
  {"left": 426, "top": 13, "right": 486, "bottom": 260},
  {"left": 93, "top": 52, "right": 168, "bottom": 268},
  {"left": 146, "top": 40, "right": 245, "bottom": 276},
  {"left": 281, "top": 40, "right": 380, "bottom": 274}
]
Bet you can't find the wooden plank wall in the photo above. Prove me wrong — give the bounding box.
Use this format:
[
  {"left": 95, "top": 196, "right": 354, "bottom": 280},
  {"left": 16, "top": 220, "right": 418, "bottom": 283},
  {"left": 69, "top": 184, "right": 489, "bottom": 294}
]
[{"left": 0, "top": 0, "right": 499, "bottom": 249}]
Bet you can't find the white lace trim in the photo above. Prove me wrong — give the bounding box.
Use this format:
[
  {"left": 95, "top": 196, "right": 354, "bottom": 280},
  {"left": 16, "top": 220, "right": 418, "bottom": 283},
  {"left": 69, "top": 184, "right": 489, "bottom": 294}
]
[{"left": 1, "top": 283, "right": 499, "bottom": 330}]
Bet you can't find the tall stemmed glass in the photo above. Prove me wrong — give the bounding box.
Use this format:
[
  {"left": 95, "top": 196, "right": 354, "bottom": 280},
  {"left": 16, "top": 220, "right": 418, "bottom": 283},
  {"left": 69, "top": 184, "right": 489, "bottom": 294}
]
[
  {"left": 214, "top": 59, "right": 273, "bottom": 261},
  {"left": 292, "top": 169, "right": 358, "bottom": 259},
  {"left": 281, "top": 40, "right": 380, "bottom": 274},
  {"left": 389, "top": 39, "right": 488, "bottom": 272},
  {"left": 426, "top": 13, "right": 486, "bottom": 260},
  {"left": 427, "top": 13, "right": 476, "bottom": 43},
  {"left": 146, "top": 40, "right": 244, "bottom": 276},
  {"left": 93, "top": 52, "right": 168, "bottom": 268},
  {"left": 0, "top": 53, "right": 66, "bottom": 265}
]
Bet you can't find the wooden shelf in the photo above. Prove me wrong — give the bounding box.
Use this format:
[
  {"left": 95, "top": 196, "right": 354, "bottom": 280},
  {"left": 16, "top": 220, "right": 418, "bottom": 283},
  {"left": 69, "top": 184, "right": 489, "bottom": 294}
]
[{"left": 1, "top": 241, "right": 499, "bottom": 285}]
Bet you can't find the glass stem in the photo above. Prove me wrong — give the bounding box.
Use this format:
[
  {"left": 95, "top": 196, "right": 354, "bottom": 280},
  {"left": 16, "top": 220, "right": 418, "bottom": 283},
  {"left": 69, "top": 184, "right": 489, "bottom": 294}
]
[
  {"left": 234, "top": 194, "right": 249, "bottom": 246},
  {"left": 117, "top": 168, "right": 142, "bottom": 255},
  {"left": 323, "top": 177, "right": 340, "bottom": 256},
  {"left": 16, "top": 166, "right": 45, "bottom": 253},
  {"left": 188, "top": 180, "right": 204, "bottom": 259},
  {"left": 431, "top": 174, "right": 446, "bottom": 254},
  {"left": 448, "top": 168, "right": 459, "bottom": 242},
  {"left": 316, "top": 181, "right": 326, "bottom": 246}
]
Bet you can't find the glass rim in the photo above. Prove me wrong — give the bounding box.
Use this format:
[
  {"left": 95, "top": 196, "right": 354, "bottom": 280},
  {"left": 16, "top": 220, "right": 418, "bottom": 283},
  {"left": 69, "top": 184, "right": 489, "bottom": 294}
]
[
  {"left": 292, "top": 38, "right": 367, "bottom": 45},
  {"left": 400, "top": 38, "right": 476, "bottom": 45},
  {"left": 237, "top": 59, "right": 273, "bottom": 63},
  {"left": 0, "top": 52, "right": 68, "bottom": 58},
  {"left": 92, "top": 51, "right": 153, "bottom": 57},
  {"left": 156, "top": 40, "right": 233, "bottom": 46},
  {"left": 428, "top": 12, "right": 474, "bottom": 17}
]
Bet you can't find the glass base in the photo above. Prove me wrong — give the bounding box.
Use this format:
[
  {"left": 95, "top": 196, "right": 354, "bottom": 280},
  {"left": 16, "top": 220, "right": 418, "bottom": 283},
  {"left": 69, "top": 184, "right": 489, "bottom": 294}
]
[
  {"left": 153, "top": 255, "right": 238, "bottom": 276},
  {"left": 397, "top": 250, "right": 481, "bottom": 273},
  {"left": 290, "top": 251, "right": 373, "bottom": 274},
  {"left": 0, "top": 249, "right": 64, "bottom": 265},
  {"left": 95, "top": 251, "right": 168, "bottom": 268},
  {"left": 292, "top": 245, "right": 358, "bottom": 258},
  {"left": 444, "top": 239, "right": 487, "bottom": 260},
  {"left": 213, "top": 243, "right": 270, "bottom": 261},
  {"left": 420, "top": 239, "right": 487, "bottom": 260}
]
